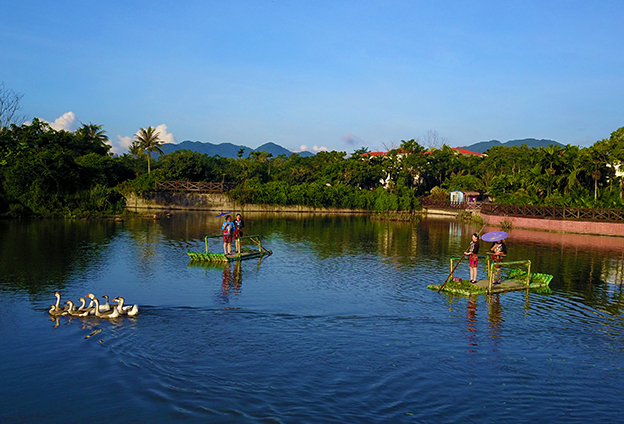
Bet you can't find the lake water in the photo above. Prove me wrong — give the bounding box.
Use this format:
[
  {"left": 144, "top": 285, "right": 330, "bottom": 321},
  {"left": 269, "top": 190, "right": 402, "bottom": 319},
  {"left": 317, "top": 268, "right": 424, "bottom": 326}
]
[{"left": 1, "top": 212, "right": 624, "bottom": 423}]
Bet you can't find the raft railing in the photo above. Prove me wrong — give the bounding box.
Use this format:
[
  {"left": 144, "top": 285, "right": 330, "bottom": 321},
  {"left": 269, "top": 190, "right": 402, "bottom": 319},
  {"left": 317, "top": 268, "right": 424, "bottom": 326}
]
[
  {"left": 485, "top": 257, "right": 531, "bottom": 294},
  {"left": 188, "top": 234, "right": 272, "bottom": 263},
  {"left": 448, "top": 256, "right": 532, "bottom": 294},
  {"left": 202, "top": 234, "right": 270, "bottom": 255}
]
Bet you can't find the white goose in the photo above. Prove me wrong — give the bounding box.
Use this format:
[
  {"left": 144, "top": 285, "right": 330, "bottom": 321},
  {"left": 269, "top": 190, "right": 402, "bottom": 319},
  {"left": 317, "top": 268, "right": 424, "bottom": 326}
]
[
  {"left": 49, "top": 292, "right": 69, "bottom": 316},
  {"left": 86, "top": 294, "right": 120, "bottom": 319},
  {"left": 75, "top": 297, "right": 94, "bottom": 315},
  {"left": 100, "top": 295, "right": 112, "bottom": 312},
  {"left": 87, "top": 294, "right": 111, "bottom": 314},
  {"left": 65, "top": 300, "right": 91, "bottom": 317},
  {"left": 113, "top": 296, "right": 139, "bottom": 317}
]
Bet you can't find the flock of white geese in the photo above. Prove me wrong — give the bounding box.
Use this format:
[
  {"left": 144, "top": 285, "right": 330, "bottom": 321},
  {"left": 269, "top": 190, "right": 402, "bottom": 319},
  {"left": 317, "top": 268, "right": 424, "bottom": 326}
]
[{"left": 49, "top": 291, "right": 139, "bottom": 319}]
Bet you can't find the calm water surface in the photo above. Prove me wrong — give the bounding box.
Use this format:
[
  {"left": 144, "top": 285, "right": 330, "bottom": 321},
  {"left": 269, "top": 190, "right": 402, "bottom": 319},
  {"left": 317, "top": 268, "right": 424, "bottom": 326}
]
[{"left": 1, "top": 213, "right": 624, "bottom": 423}]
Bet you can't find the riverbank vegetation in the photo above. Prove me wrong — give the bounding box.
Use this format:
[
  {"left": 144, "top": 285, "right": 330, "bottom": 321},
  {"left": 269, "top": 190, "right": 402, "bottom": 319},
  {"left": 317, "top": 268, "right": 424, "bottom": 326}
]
[
  {"left": 0, "top": 119, "right": 135, "bottom": 217},
  {"left": 2, "top": 113, "right": 624, "bottom": 217}
]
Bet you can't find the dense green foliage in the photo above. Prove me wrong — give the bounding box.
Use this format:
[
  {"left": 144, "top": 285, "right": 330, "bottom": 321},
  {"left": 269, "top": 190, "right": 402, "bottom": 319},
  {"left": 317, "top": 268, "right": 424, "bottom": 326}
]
[
  {"left": 0, "top": 120, "right": 134, "bottom": 217},
  {"left": 3, "top": 117, "right": 624, "bottom": 217},
  {"left": 128, "top": 127, "right": 624, "bottom": 210}
]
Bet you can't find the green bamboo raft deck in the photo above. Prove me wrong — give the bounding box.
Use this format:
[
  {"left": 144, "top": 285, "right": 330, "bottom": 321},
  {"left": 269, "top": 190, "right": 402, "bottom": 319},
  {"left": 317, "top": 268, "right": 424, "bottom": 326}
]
[
  {"left": 428, "top": 257, "right": 553, "bottom": 295},
  {"left": 188, "top": 235, "right": 272, "bottom": 263}
]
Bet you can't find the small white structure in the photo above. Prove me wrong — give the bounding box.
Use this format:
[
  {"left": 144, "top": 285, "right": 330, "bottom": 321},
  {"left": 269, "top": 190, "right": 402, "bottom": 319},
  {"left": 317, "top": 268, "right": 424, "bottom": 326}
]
[{"left": 450, "top": 190, "right": 480, "bottom": 203}]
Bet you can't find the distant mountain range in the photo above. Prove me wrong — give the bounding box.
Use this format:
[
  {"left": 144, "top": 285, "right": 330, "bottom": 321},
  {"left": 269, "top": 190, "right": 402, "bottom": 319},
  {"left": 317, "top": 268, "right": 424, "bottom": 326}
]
[
  {"left": 158, "top": 140, "right": 314, "bottom": 159},
  {"left": 456, "top": 138, "right": 564, "bottom": 154},
  {"left": 156, "top": 137, "right": 563, "bottom": 158}
]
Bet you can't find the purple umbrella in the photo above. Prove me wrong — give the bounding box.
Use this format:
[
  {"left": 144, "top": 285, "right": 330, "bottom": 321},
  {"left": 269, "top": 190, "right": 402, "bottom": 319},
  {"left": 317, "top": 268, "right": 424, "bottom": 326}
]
[
  {"left": 215, "top": 212, "right": 232, "bottom": 218},
  {"left": 481, "top": 231, "right": 508, "bottom": 242}
]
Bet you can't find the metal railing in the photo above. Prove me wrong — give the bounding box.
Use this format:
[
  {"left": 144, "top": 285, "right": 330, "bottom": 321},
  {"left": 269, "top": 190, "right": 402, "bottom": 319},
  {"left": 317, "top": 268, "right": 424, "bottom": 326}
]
[
  {"left": 481, "top": 203, "right": 624, "bottom": 222},
  {"left": 155, "top": 181, "right": 231, "bottom": 192}
]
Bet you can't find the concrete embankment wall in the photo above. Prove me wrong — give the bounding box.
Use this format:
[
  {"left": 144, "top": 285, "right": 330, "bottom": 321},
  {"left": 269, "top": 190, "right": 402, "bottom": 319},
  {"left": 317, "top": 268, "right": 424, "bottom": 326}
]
[
  {"left": 482, "top": 213, "right": 624, "bottom": 237},
  {"left": 124, "top": 192, "right": 369, "bottom": 214}
]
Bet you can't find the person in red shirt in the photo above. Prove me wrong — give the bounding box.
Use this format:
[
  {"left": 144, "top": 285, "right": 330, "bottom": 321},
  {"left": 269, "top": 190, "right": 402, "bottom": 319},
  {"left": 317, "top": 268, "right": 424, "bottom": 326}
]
[{"left": 464, "top": 233, "right": 480, "bottom": 283}]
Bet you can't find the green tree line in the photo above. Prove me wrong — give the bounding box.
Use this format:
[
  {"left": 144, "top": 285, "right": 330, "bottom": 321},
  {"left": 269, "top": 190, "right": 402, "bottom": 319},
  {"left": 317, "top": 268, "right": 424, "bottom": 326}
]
[{"left": 2, "top": 116, "right": 624, "bottom": 217}]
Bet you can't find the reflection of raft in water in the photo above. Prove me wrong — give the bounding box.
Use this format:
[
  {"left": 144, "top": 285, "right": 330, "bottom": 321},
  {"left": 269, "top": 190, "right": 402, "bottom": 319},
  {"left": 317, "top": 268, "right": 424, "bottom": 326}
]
[
  {"left": 428, "top": 257, "right": 553, "bottom": 295},
  {"left": 188, "top": 235, "right": 272, "bottom": 263}
]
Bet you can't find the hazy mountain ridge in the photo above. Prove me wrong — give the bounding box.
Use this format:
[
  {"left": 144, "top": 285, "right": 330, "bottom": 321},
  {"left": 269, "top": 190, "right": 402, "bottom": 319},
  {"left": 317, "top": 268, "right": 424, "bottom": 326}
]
[
  {"left": 158, "top": 140, "right": 314, "bottom": 158},
  {"left": 457, "top": 138, "right": 564, "bottom": 154},
  {"left": 157, "top": 137, "right": 563, "bottom": 158}
]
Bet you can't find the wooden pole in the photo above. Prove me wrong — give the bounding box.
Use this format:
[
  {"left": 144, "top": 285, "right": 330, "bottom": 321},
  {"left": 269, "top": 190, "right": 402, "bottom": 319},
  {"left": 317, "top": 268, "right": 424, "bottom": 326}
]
[{"left": 438, "top": 254, "right": 466, "bottom": 293}]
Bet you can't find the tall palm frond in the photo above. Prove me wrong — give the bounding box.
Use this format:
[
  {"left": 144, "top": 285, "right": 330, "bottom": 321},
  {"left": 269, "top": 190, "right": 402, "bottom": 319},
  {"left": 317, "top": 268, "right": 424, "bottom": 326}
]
[{"left": 135, "top": 126, "right": 163, "bottom": 173}]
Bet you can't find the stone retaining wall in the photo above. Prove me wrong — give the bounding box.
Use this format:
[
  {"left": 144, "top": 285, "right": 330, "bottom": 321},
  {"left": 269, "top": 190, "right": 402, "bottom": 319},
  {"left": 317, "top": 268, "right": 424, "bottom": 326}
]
[{"left": 124, "top": 192, "right": 368, "bottom": 214}]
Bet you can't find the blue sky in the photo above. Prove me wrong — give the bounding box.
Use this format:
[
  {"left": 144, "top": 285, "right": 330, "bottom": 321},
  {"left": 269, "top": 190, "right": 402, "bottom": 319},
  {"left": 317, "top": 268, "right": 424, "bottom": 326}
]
[{"left": 2, "top": 1, "right": 623, "bottom": 154}]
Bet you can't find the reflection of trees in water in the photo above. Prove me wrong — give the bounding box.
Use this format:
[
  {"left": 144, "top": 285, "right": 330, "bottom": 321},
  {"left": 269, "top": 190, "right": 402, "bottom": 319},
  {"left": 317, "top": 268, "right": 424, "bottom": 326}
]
[
  {"left": 0, "top": 219, "right": 117, "bottom": 295},
  {"left": 601, "top": 257, "right": 624, "bottom": 285},
  {"left": 153, "top": 212, "right": 223, "bottom": 243},
  {"left": 125, "top": 220, "right": 164, "bottom": 273},
  {"left": 513, "top": 240, "right": 624, "bottom": 316},
  {"left": 162, "top": 212, "right": 481, "bottom": 268}
]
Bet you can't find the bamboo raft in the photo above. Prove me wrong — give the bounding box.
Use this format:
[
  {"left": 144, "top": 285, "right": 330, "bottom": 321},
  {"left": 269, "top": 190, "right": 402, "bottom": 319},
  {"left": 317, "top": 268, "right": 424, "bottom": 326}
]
[
  {"left": 428, "top": 256, "right": 553, "bottom": 295},
  {"left": 188, "top": 235, "right": 272, "bottom": 263}
]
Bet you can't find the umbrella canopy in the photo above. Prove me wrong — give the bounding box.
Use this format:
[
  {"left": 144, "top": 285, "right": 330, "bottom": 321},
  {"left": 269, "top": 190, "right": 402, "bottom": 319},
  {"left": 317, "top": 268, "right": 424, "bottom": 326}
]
[
  {"left": 481, "top": 231, "right": 508, "bottom": 242},
  {"left": 215, "top": 211, "right": 233, "bottom": 218}
]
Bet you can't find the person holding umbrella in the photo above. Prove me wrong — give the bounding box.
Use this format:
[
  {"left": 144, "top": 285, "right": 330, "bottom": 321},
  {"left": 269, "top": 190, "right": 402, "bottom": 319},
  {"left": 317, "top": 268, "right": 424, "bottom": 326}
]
[
  {"left": 481, "top": 231, "right": 508, "bottom": 285},
  {"left": 222, "top": 214, "right": 235, "bottom": 255},
  {"left": 490, "top": 239, "right": 507, "bottom": 284}
]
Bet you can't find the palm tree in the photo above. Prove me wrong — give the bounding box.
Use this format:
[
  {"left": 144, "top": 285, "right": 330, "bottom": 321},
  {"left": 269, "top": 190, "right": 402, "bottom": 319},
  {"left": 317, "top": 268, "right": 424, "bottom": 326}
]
[
  {"left": 75, "top": 123, "right": 111, "bottom": 155},
  {"left": 135, "top": 126, "right": 163, "bottom": 173},
  {"left": 128, "top": 139, "right": 144, "bottom": 159}
]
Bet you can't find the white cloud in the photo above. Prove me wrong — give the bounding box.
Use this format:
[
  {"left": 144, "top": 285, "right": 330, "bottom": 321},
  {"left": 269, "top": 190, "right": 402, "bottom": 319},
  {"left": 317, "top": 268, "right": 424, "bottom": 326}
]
[
  {"left": 112, "top": 135, "right": 133, "bottom": 155},
  {"left": 46, "top": 111, "right": 79, "bottom": 132},
  {"left": 154, "top": 124, "right": 176, "bottom": 145},
  {"left": 295, "top": 144, "right": 328, "bottom": 153}
]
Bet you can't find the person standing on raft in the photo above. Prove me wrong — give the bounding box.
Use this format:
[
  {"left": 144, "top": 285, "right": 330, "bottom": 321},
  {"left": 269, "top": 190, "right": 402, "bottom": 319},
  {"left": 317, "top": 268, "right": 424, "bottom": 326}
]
[
  {"left": 233, "top": 213, "right": 244, "bottom": 253},
  {"left": 490, "top": 239, "right": 507, "bottom": 284},
  {"left": 464, "top": 233, "right": 480, "bottom": 283},
  {"left": 222, "top": 215, "right": 234, "bottom": 255}
]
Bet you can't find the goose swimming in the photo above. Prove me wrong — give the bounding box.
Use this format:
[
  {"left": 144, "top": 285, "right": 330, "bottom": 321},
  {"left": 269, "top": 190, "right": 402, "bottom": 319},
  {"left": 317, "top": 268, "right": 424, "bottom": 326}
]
[
  {"left": 49, "top": 292, "right": 69, "bottom": 316},
  {"left": 100, "top": 295, "right": 112, "bottom": 312},
  {"left": 113, "top": 296, "right": 139, "bottom": 317},
  {"left": 87, "top": 295, "right": 111, "bottom": 314},
  {"left": 65, "top": 300, "right": 91, "bottom": 317},
  {"left": 75, "top": 297, "right": 95, "bottom": 315},
  {"left": 86, "top": 294, "right": 120, "bottom": 320}
]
